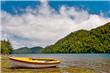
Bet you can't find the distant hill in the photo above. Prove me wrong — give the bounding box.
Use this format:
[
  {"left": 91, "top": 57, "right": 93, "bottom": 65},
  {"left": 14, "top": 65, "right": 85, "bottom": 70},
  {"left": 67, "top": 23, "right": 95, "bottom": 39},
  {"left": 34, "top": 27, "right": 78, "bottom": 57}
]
[
  {"left": 12, "top": 47, "right": 44, "bottom": 54},
  {"left": 42, "top": 22, "right": 110, "bottom": 53}
]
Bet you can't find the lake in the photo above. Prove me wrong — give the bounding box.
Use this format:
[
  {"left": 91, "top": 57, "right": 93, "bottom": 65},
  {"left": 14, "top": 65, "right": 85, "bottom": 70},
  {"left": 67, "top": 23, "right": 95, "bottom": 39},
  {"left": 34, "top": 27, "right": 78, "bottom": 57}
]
[{"left": 10, "top": 54, "right": 110, "bottom": 73}]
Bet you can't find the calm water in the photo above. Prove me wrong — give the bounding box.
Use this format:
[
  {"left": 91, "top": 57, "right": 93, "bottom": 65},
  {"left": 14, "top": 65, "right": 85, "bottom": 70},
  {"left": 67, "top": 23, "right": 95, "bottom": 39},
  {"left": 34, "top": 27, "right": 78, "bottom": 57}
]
[{"left": 11, "top": 54, "right": 110, "bottom": 73}]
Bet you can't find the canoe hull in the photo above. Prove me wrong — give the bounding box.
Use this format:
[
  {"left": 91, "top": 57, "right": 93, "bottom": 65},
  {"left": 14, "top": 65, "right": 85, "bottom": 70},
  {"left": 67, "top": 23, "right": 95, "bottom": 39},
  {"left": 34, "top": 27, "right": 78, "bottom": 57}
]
[{"left": 10, "top": 59, "right": 59, "bottom": 68}]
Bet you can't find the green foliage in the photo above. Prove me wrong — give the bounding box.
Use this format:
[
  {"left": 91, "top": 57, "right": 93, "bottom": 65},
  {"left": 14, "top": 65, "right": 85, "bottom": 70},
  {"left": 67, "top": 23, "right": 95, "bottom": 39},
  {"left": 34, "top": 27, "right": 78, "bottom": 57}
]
[
  {"left": 42, "top": 22, "right": 110, "bottom": 53},
  {"left": 0, "top": 40, "right": 13, "bottom": 54},
  {"left": 12, "top": 47, "right": 44, "bottom": 54}
]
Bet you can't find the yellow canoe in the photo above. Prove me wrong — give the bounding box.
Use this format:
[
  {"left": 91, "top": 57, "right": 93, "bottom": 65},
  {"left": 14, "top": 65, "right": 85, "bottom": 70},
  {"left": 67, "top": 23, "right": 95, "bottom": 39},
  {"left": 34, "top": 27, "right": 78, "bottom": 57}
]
[{"left": 9, "top": 57, "right": 60, "bottom": 68}]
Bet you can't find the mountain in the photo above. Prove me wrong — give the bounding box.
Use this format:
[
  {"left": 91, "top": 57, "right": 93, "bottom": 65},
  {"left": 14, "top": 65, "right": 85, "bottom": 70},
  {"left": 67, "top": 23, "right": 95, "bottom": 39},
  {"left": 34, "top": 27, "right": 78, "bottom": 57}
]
[
  {"left": 42, "top": 22, "right": 110, "bottom": 53},
  {"left": 12, "top": 47, "right": 44, "bottom": 54}
]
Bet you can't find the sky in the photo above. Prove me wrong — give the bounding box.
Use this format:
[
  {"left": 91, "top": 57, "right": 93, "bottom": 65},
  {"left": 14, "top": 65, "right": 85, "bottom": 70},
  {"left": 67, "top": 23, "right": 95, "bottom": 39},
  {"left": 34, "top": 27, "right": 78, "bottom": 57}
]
[{"left": 1, "top": 0, "right": 110, "bottom": 49}]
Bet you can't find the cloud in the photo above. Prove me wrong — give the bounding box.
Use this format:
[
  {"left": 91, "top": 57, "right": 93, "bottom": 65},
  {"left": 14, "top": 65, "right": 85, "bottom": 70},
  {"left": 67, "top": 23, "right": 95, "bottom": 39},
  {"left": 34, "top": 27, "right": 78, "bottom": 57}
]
[{"left": 1, "top": 1, "right": 110, "bottom": 49}]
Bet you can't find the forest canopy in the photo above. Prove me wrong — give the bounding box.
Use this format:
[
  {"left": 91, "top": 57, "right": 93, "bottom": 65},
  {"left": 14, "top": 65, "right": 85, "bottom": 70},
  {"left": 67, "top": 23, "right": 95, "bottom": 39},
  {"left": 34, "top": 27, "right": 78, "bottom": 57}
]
[{"left": 42, "top": 22, "right": 110, "bottom": 53}]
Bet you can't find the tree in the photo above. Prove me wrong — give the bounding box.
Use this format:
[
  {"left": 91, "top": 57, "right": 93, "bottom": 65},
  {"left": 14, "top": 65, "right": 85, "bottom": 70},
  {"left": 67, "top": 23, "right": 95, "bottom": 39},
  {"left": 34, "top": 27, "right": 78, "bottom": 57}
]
[{"left": 0, "top": 40, "right": 13, "bottom": 54}]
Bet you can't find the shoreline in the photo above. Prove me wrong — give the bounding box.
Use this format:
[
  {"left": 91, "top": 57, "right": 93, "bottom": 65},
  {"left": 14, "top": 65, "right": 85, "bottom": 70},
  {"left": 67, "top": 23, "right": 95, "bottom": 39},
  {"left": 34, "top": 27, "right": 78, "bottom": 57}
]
[{"left": 1, "top": 55, "right": 97, "bottom": 73}]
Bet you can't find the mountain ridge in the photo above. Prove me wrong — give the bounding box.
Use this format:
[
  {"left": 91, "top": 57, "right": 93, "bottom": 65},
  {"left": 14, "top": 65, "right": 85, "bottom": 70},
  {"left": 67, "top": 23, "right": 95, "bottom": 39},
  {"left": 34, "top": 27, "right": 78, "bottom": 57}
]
[
  {"left": 42, "top": 22, "right": 110, "bottom": 53},
  {"left": 12, "top": 46, "right": 44, "bottom": 54}
]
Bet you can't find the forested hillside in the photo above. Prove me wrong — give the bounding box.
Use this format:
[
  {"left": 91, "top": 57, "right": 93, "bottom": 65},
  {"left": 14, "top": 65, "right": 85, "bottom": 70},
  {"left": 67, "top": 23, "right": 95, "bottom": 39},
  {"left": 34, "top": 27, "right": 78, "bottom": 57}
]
[
  {"left": 42, "top": 22, "right": 110, "bottom": 53},
  {"left": 12, "top": 47, "right": 44, "bottom": 54}
]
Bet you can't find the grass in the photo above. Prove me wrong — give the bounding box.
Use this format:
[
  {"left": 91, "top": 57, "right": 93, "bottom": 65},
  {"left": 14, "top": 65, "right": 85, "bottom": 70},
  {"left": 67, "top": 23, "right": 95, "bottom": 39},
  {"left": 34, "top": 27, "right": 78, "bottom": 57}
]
[{"left": 1, "top": 55, "right": 97, "bottom": 73}]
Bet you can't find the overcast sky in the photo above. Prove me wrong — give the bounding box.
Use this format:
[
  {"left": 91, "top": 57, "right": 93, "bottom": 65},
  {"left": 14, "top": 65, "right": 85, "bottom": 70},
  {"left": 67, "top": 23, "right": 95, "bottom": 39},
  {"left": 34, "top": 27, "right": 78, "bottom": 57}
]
[{"left": 1, "top": 0, "right": 110, "bottom": 49}]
